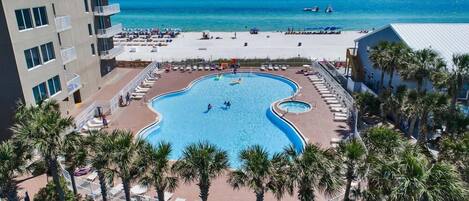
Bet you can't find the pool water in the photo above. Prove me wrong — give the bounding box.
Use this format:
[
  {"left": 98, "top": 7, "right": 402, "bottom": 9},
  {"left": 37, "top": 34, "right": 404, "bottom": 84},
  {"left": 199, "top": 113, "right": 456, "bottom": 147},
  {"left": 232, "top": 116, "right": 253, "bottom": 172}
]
[
  {"left": 142, "top": 73, "right": 305, "bottom": 167},
  {"left": 279, "top": 101, "right": 312, "bottom": 113}
]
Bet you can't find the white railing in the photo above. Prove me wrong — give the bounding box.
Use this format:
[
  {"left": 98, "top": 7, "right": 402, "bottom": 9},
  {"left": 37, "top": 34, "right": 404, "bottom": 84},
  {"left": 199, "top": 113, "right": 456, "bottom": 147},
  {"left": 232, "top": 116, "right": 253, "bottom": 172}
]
[
  {"left": 100, "top": 46, "right": 124, "bottom": 60},
  {"left": 96, "top": 23, "right": 123, "bottom": 38},
  {"left": 55, "top": 15, "right": 72, "bottom": 32},
  {"left": 108, "top": 62, "right": 159, "bottom": 114},
  {"left": 61, "top": 47, "right": 77, "bottom": 65},
  {"left": 314, "top": 61, "right": 355, "bottom": 110},
  {"left": 94, "top": 4, "right": 120, "bottom": 16},
  {"left": 66, "top": 73, "right": 81, "bottom": 95}
]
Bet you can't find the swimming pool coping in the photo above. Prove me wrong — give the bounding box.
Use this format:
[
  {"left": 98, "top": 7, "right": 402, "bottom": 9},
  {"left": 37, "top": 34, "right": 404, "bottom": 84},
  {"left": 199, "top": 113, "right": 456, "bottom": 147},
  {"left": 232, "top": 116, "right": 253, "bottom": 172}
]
[
  {"left": 277, "top": 100, "right": 314, "bottom": 114},
  {"left": 136, "top": 71, "right": 308, "bottom": 150}
]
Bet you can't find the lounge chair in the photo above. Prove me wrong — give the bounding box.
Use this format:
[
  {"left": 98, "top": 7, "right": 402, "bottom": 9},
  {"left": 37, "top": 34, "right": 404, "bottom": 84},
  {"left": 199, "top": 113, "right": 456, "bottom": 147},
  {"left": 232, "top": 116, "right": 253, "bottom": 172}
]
[
  {"left": 131, "top": 95, "right": 144, "bottom": 100},
  {"left": 334, "top": 112, "right": 348, "bottom": 117},
  {"left": 334, "top": 116, "right": 348, "bottom": 122},
  {"left": 173, "top": 67, "right": 179, "bottom": 71},
  {"left": 321, "top": 94, "right": 335, "bottom": 97},
  {"left": 86, "top": 171, "right": 98, "bottom": 181},
  {"left": 109, "top": 184, "right": 123, "bottom": 196},
  {"left": 317, "top": 88, "right": 330, "bottom": 91},
  {"left": 81, "top": 125, "right": 101, "bottom": 132},
  {"left": 204, "top": 67, "right": 210, "bottom": 70},
  {"left": 326, "top": 100, "right": 340, "bottom": 104},
  {"left": 175, "top": 198, "right": 186, "bottom": 201},
  {"left": 132, "top": 92, "right": 146, "bottom": 96},
  {"left": 144, "top": 79, "right": 156, "bottom": 83},
  {"left": 198, "top": 67, "right": 204, "bottom": 71},
  {"left": 331, "top": 107, "right": 347, "bottom": 112},
  {"left": 186, "top": 67, "right": 192, "bottom": 71},
  {"left": 260, "top": 66, "right": 266, "bottom": 71},
  {"left": 135, "top": 88, "right": 150, "bottom": 93},
  {"left": 274, "top": 66, "right": 280, "bottom": 70},
  {"left": 328, "top": 104, "right": 343, "bottom": 108},
  {"left": 319, "top": 90, "right": 331, "bottom": 94},
  {"left": 130, "top": 185, "right": 148, "bottom": 195},
  {"left": 281, "top": 66, "right": 287, "bottom": 70},
  {"left": 324, "top": 97, "right": 337, "bottom": 101},
  {"left": 164, "top": 192, "right": 173, "bottom": 201},
  {"left": 192, "top": 66, "right": 198, "bottom": 70},
  {"left": 268, "top": 66, "right": 274, "bottom": 70}
]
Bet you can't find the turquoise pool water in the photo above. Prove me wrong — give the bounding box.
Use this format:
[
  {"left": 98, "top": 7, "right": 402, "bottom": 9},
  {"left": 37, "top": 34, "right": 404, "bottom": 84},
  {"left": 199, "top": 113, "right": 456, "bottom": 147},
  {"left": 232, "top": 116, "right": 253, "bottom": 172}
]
[
  {"left": 141, "top": 73, "right": 305, "bottom": 167},
  {"left": 279, "top": 101, "right": 312, "bottom": 113}
]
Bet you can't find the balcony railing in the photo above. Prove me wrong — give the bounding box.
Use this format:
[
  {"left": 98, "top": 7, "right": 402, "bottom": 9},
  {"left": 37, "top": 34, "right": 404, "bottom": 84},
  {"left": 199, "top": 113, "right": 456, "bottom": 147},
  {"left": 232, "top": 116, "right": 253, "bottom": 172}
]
[
  {"left": 55, "top": 16, "right": 72, "bottom": 32},
  {"left": 100, "top": 46, "right": 124, "bottom": 60},
  {"left": 61, "top": 47, "right": 77, "bottom": 65},
  {"left": 94, "top": 4, "right": 120, "bottom": 16},
  {"left": 96, "top": 23, "right": 123, "bottom": 38},
  {"left": 66, "top": 73, "right": 81, "bottom": 95}
]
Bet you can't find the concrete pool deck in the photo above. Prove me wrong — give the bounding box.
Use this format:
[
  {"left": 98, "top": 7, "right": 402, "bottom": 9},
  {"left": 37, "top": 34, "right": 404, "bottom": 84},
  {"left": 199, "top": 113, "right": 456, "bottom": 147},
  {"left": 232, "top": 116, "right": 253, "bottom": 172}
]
[{"left": 105, "top": 67, "right": 350, "bottom": 201}]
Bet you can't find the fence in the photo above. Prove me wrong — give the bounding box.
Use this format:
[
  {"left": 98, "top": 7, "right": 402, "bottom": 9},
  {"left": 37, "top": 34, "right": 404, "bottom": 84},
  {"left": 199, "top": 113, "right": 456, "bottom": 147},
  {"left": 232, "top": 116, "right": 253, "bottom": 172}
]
[
  {"left": 314, "top": 61, "right": 355, "bottom": 110},
  {"left": 108, "top": 61, "right": 159, "bottom": 114}
]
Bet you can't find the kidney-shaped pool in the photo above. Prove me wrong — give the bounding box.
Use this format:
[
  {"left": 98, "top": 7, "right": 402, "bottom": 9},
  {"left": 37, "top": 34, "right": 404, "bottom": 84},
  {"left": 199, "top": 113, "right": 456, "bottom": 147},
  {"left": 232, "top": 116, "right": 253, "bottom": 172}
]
[{"left": 140, "top": 72, "right": 305, "bottom": 167}]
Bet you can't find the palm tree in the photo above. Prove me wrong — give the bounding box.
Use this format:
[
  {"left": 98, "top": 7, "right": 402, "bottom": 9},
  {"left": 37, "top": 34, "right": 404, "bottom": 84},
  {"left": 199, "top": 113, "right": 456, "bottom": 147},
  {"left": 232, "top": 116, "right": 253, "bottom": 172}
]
[
  {"left": 140, "top": 142, "right": 178, "bottom": 201},
  {"left": 105, "top": 130, "right": 146, "bottom": 201},
  {"left": 385, "top": 42, "right": 411, "bottom": 88},
  {"left": 439, "top": 132, "right": 469, "bottom": 183},
  {"left": 283, "top": 144, "right": 343, "bottom": 201},
  {"left": 369, "top": 41, "right": 391, "bottom": 91},
  {"left": 227, "top": 145, "right": 283, "bottom": 201},
  {"left": 12, "top": 100, "right": 73, "bottom": 201},
  {"left": 173, "top": 142, "right": 229, "bottom": 201},
  {"left": 0, "top": 140, "right": 27, "bottom": 201},
  {"left": 338, "top": 139, "right": 367, "bottom": 201},
  {"left": 87, "top": 130, "right": 113, "bottom": 201},
  {"left": 433, "top": 54, "right": 469, "bottom": 112},
  {"left": 63, "top": 132, "right": 87, "bottom": 195},
  {"left": 416, "top": 92, "right": 448, "bottom": 145},
  {"left": 362, "top": 126, "right": 404, "bottom": 156},
  {"left": 400, "top": 48, "right": 445, "bottom": 92}
]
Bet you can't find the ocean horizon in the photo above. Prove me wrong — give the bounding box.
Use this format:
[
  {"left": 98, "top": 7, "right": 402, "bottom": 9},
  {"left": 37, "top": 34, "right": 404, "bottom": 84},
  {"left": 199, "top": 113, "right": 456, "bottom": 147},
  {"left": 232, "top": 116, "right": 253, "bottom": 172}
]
[{"left": 110, "top": 0, "right": 469, "bottom": 31}]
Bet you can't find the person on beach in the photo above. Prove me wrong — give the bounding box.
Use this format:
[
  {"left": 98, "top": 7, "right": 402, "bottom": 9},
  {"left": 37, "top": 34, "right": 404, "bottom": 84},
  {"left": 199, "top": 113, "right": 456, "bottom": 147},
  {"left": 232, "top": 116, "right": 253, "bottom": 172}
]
[{"left": 126, "top": 92, "right": 131, "bottom": 105}]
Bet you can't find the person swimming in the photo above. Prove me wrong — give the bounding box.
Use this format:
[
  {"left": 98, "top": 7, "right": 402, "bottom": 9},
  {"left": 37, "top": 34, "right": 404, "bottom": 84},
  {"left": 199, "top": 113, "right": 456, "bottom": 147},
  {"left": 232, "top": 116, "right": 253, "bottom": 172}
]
[
  {"left": 208, "top": 104, "right": 212, "bottom": 111},
  {"left": 226, "top": 101, "right": 231, "bottom": 108}
]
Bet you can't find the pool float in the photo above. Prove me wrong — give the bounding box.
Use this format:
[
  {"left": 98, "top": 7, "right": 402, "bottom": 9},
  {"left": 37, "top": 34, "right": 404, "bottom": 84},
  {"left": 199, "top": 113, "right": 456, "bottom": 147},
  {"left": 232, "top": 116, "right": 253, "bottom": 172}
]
[
  {"left": 214, "top": 75, "right": 223, "bottom": 81},
  {"left": 230, "top": 80, "right": 242, "bottom": 85}
]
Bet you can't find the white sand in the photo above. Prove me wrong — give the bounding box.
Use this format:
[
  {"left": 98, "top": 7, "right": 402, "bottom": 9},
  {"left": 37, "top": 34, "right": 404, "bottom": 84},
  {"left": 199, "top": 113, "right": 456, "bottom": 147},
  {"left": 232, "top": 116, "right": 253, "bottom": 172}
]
[{"left": 116, "top": 31, "right": 365, "bottom": 61}]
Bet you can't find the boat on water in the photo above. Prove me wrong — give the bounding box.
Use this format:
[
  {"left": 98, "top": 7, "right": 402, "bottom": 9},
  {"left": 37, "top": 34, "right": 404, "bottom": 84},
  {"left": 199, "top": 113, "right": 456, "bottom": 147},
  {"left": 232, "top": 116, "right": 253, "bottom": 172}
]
[
  {"left": 325, "top": 5, "right": 334, "bottom": 13},
  {"left": 303, "top": 6, "right": 320, "bottom": 12}
]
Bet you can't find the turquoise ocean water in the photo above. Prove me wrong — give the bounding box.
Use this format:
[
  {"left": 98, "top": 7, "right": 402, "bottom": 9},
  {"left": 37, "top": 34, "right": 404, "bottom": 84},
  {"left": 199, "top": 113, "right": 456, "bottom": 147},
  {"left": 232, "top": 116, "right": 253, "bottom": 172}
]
[{"left": 110, "top": 0, "right": 469, "bottom": 31}]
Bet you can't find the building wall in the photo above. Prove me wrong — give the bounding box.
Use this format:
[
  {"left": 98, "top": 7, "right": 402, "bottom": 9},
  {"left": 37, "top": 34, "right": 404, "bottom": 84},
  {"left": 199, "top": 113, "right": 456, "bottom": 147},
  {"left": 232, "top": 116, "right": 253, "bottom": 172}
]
[
  {"left": 0, "top": 1, "right": 25, "bottom": 140},
  {"left": 357, "top": 27, "right": 434, "bottom": 92}
]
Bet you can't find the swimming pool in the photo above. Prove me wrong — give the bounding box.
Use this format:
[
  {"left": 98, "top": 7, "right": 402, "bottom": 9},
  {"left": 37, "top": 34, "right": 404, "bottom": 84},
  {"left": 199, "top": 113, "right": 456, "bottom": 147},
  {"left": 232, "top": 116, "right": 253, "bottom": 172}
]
[
  {"left": 141, "top": 72, "right": 305, "bottom": 167},
  {"left": 279, "top": 101, "right": 312, "bottom": 113}
]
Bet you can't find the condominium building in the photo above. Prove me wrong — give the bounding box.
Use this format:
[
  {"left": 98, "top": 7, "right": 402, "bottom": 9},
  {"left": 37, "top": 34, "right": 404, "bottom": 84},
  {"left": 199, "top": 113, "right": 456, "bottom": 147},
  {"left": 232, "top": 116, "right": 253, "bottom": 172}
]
[{"left": 0, "top": 0, "right": 122, "bottom": 140}]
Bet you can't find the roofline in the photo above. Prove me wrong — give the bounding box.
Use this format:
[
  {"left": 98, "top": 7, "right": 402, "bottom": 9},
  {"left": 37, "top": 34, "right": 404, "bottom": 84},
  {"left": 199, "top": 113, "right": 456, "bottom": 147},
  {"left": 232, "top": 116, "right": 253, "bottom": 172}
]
[
  {"left": 354, "top": 24, "right": 411, "bottom": 47},
  {"left": 354, "top": 24, "right": 392, "bottom": 42}
]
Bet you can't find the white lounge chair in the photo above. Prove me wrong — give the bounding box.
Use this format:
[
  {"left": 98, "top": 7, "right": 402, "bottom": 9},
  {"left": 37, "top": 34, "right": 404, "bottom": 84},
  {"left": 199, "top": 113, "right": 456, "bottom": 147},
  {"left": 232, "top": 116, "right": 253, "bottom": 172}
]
[
  {"left": 109, "top": 184, "right": 123, "bottom": 196},
  {"left": 132, "top": 92, "right": 146, "bottom": 96},
  {"left": 326, "top": 100, "right": 340, "bottom": 104},
  {"left": 173, "top": 67, "right": 179, "bottom": 71},
  {"left": 198, "top": 67, "right": 204, "bottom": 71},
  {"left": 135, "top": 89, "right": 149, "bottom": 93},
  {"left": 334, "top": 116, "right": 348, "bottom": 122},
  {"left": 321, "top": 94, "right": 335, "bottom": 97},
  {"left": 324, "top": 97, "right": 337, "bottom": 101},
  {"left": 281, "top": 66, "right": 287, "bottom": 70},
  {"left": 334, "top": 112, "right": 348, "bottom": 117},
  {"left": 175, "top": 198, "right": 186, "bottom": 201},
  {"left": 130, "top": 185, "right": 148, "bottom": 195},
  {"left": 87, "top": 121, "right": 103, "bottom": 128},
  {"left": 144, "top": 79, "right": 156, "bottom": 83},
  {"left": 260, "top": 66, "right": 266, "bottom": 71},
  {"left": 328, "top": 104, "right": 343, "bottom": 108},
  {"left": 81, "top": 125, "right": 101, "bottom": 132},
  {"left": 204, "top": 67, "right": 210, "bottom": 70},
  {"left": 164, "top": 192, "right": 173, "bottom": 201},
  {"left": 317, "top": 88, "right": 330, "bottom": 92},
  {"left": 131, "top": 95, "right": 144, "bottom": 100},
  {"left": 268, "top": 66, "right": 274, "bottom": 70},
  {"left": 86, "top": 171, "right": 98, "bottom": 181},
  {"left": 319, "top": 90, "right": 331, "bottom": 94},
  {"left": 186, "top": 67, "right": 192, "bottom": 71},
  {"left": 331, "top": 107, "right": 347, "bottom": 112},
  {"left": 274, "top": 66, "right": 280, "bottom": 70}
]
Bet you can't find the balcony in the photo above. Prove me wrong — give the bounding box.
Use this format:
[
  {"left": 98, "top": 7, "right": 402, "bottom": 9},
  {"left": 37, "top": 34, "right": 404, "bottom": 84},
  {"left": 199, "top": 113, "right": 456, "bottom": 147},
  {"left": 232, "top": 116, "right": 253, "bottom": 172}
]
[
  {"left": 100, "top": 46, "right": 124, "bottom": 60},
  {"left": 94, "top": 4, "right": 120, "bottom": 16},
  {"left": 61, "top": 47, "right": 77, "bottom": 65},
  {"left": 96, "top": 23, "right": 123, "bottom": 38},
  {"left": 66, "top": 73, "right": 81, "bottom": 95},
  {"left": 55, "top": 16, "right": 72, "bottom": 32}
]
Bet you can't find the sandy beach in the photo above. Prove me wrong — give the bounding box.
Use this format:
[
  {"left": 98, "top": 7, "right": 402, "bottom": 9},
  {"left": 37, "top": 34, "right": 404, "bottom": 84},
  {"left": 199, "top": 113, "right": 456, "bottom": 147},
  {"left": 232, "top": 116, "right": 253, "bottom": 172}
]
[{"left": 116, "top": 31, "right": 365, "bottom": 61}]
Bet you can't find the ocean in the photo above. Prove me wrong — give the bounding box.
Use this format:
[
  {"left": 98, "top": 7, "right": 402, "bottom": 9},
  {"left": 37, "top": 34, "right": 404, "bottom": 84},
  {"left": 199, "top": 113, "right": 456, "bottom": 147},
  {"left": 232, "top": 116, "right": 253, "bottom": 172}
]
[{"left": 110, "top": 0, "right": 469, "bottom": 31}]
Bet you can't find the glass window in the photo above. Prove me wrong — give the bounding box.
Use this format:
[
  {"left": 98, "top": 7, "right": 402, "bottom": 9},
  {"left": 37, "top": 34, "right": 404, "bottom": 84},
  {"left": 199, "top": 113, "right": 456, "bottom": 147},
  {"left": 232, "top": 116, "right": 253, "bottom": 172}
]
[
  {"left": 33, "top": 7, "right": 48, "bottom": 27},
  {"left": 88, "top": 24, "right": 93, "bottom": 35},
  {"left": 24, "top": 47, "right": 42, "bottom": 69},
  {"left": 91, "top": 44, "right": 96, "bottom": 55},
  {"left": 84, "top": 0, "right": 89, "bottom": 12},
  {"left": 15, "top": 9, "right": 33, "bottom": 30},
  {"left": 32, "top": 82, "right": 48, "bottom": 104},
  {"left": 40, "top": 42, "right": 55, "bottom": 62},
  {"left": 47, "top": 75, "right": 61, "bottom": 96}
]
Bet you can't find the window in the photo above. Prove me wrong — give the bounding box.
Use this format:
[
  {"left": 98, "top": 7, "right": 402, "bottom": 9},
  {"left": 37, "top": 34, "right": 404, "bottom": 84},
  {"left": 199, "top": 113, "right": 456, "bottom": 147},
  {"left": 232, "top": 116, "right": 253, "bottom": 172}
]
[
  {"left": 47, "top": 75, "right": 61, "bottom": 96},
  {"left": 15, "top": 8, "right": 33, "bottom": 30},
  {"left": 40, "top": 42, "right": 55, "bottom": 63},
  {"left": 91, "top": 44, "right": 96, "bottom": 55},
  {"left": 32, "top": 82, "right": 48, "bottom": 104},
  {"left": 88, "top": 24, "right": 93, "bottom": 35},
  {"left": 24, "top": 47, "right": 41, "bottom": 69},
  {"left": 33, "top": 7, "right": 48, "bottom": 26},
  {"left": 84, "top": 0, "right": 89, "bottom": 12}
]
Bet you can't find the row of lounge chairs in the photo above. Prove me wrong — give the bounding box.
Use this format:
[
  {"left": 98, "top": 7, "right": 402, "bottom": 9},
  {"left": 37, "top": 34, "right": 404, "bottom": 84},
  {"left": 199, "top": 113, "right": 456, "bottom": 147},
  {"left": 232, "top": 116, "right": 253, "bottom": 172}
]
[
  {"left": 260, "top": 64, "right": 289, "bottom": 71},
  {"left": 170, "top": 65, "right": 223, "bottom": 71},
  {"left": 130, "top": 77, "right": 158, "bottom": 100},
  {"left": 308, "top": 74, "right": 349, "bottom": 122},
  {"left": 81, "top": 117, "right": 110, "bottom": 132}
]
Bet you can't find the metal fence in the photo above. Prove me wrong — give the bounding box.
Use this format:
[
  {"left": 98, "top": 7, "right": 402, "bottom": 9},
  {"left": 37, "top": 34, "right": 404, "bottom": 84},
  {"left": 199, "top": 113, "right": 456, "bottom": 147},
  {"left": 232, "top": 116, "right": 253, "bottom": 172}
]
[{"left": 314, "top": 61, "right": 355, "bottom": 110}]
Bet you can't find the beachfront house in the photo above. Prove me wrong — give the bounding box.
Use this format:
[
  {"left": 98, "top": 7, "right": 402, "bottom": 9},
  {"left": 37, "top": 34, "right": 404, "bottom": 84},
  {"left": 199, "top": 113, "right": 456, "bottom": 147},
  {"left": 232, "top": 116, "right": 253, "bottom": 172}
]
[{"left": 346, "top": 23, "right": 469, "bottom": 99}]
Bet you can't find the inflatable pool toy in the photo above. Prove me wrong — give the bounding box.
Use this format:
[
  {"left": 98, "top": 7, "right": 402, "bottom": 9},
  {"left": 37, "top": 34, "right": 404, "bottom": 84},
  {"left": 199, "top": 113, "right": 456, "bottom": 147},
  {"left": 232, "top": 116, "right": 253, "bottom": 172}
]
[{"left": 215, "top": 74, "right": 223, "bottom": 81}]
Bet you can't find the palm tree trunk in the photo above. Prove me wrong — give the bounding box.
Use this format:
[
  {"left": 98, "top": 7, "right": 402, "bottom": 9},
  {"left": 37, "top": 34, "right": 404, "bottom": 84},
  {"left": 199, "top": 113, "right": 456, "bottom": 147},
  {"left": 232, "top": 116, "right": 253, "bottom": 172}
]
[
  {"left": 49, "top": 158, "right": 65, "bottom": 201},
  {"left": 6, "top": 182, "right": 19, "bottom": 201},
  {"left": 66, "top": 168, "right": 78, "bottom": 195},
  {"left": 388, "top": 69, "right": 394, "bottom": 89},
  {"left": 199, "top": 181, "right": 210, "bottom": 201},
  {"left": 417, "top": 113, "right": 428, "bottom": 145},
  {"left": 343, "top": 178, "right": 352, "bottom": 201},
  {"left": 256, "top": 191, "right": 264, "bottom": 201},
  {"left": 379, "top": 71, "right": 385, "bottom": 92},
  {"left": 157, "top": 189, "right": 165, "bottom": 201},
  {"left": 408, "top": 116, "right": 417, "bottom": 138},
  {"left": 97, "top": 170, "right": 108, "bottom": 201},
  {"left": 122, "top": 178, "right": 131, "bottom": 201}
]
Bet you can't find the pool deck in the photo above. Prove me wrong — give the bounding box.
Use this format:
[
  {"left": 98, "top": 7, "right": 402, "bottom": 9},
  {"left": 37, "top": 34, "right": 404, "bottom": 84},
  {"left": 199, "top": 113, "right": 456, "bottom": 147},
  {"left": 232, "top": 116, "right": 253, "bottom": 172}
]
[{"left": 106, "top": 67, "right": 349, "bottom": 201}]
